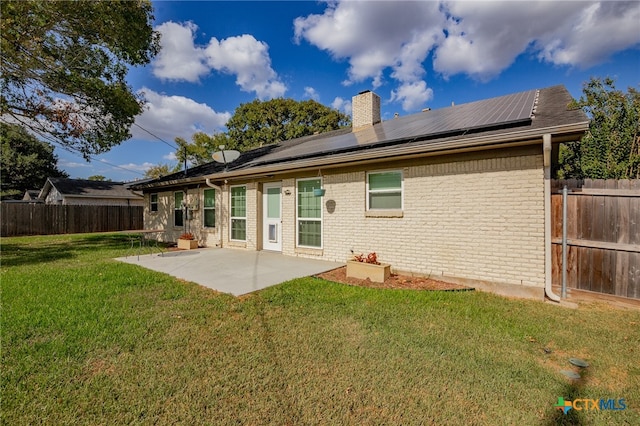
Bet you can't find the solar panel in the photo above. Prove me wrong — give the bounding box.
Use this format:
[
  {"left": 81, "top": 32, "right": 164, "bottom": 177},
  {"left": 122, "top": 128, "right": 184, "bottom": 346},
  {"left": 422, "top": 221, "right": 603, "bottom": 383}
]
[{"left": 244, "top": 89, "right": 538, "bottom": 166}]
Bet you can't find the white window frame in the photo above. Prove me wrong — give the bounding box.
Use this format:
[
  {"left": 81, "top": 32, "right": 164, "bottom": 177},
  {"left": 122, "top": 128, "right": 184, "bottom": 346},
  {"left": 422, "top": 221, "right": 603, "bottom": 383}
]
[
  {"left": 229, "top": 185, "right": 247, "bottom": 241},
  {"left": 203, "top": 188, "right": 216, "bottom": 228},
  {"left": 366, "top": 170, "right": 404, "bottom": 211},
  {"left": 296, "top": 177, "right": 323, "bottom": 249},
  {"left": 150, "top": 193, "right": 158, "bottom": 213},
  {"left": 174, "top": 191, "right": 184, "bottom": 227}
]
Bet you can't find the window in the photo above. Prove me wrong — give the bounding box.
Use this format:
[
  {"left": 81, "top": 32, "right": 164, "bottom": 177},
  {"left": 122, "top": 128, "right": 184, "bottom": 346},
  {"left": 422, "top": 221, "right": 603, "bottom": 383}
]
[
  {"left": 174, "top": 191, "right": 184, "bottom": 227},
  {"left": 297, "top": 178, "right": 322, "bottom": 248},
  {"left": 203, "top": 188, "right": 215, "bottom": 228},
  {"left": 367, "top": 170, "right": 403, "bottom": 210},
  {"left": 150, "top": 193, "right": 158, "bottom": 212},
  {"left": 230, "top": 185, "right": 246, "bottom": 241}
]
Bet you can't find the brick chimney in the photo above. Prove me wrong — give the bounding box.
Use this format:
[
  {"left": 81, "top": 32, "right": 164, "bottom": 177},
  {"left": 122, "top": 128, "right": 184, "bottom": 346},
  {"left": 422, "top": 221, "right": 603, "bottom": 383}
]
[{"left": 352, "top": 90, "right": 381, "bottom": 131}]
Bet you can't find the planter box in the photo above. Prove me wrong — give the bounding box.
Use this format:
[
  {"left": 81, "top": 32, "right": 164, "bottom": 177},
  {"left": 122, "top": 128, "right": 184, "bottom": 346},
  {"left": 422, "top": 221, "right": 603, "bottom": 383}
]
[
  {"left": 177, "top": 239, "right": 198, "bottom": 250},
  {"left": 346, "top": 260, "right": 391, "bottom": 283}
]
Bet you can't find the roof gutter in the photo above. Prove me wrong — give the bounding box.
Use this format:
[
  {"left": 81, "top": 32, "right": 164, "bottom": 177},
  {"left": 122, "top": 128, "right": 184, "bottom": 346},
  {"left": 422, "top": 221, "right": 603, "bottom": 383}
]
[
  {"left": 130, "top": 175, "right": 212, "bottom": 191},
  {"left": 135, "top": 120, "right": 587, "bottom": 190},
  {"left": 205, "top": 121, "right": 588, "bottom": 181}
]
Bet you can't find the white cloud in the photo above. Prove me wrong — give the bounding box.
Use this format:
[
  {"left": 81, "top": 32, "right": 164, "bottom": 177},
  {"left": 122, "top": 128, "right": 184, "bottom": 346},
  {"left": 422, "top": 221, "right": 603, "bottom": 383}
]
[
  {"left": 117, "top": 162, "right": 156, "bottom": 173},
  {"left": 434, "top": 1, "right": 640, "bottom": 78},
  {"left": 331, "top": 96, "right": 352, "bottom": 116},
  {"left": 295, "top": 0, "right": 640, "bottom": 111},
  {"left": 163, "top": 152, "right": 177, "bottom": 161},
  {"left": 205, "top": 34, "right": 286, "bottom": 99},
  {"left": 295, "top": 1, "right": 443, "bottom": 111},
  {"left": 295, "top": 0, "right": 443, "bottom": 87},
  {"left": 535, "top": 1, "right": 640, "bottom": 68},
  {"left": 153, "top": 21, "right": 209, "bottom": 83},
  {"left": 390, "top": 81, "right": 434, "bottom": 112},
  {"left": 133, "top": 88, "right": 231, "bottom": 143},
  {"left": 59, "top": 159, "right": 91, "bottom": 169},
  {"left": 152, "top": 22, "right": 286, "bottom": 99},
  {"left": 304, "top": 86, "right": 320, "bottom": 101}
]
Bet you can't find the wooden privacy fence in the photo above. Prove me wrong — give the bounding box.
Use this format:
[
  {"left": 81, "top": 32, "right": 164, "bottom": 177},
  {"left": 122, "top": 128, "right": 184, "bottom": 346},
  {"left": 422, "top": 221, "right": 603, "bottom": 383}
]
[
  {"left": 1, "top": 204, "right": 143, "bottom": 237},
  {"left": 551, "top": 179, "right": 640, "bottom": 300}
]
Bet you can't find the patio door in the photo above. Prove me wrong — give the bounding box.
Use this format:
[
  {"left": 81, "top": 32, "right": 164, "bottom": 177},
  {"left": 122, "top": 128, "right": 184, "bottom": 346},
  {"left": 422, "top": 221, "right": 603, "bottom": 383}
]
[{"left": 262, "top": 182, "right": 282, "bottom": 251}]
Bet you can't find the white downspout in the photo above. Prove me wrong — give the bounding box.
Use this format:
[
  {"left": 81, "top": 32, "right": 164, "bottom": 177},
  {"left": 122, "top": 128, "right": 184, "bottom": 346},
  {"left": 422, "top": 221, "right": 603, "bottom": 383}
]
[
  {"left": 543, "top": 134, "right": 560, "bottom": 302},
  {"left": 205, "top": 178, "right": 223, "bottom": 248},
  {"left": 205, "top": 178, "right": 222, "bottom": 192}
]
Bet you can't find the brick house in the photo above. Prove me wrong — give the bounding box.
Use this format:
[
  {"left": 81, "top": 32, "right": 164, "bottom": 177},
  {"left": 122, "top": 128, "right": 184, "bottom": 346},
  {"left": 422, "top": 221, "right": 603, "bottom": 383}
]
[{"left": 131, "top": 86, "right": 588, "bottom": 300}]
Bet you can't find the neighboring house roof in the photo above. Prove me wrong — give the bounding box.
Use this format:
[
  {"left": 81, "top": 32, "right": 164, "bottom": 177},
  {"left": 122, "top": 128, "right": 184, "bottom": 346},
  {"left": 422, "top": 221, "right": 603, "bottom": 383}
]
[
  {"left": 22, "top": 190, "right": 42, "bottom": 201},
  {"left": 39, "top": 178, "right": 144, "bottom": 200},
  {"left": 133, "top": 85, "right": 588, "bottom": 190}
]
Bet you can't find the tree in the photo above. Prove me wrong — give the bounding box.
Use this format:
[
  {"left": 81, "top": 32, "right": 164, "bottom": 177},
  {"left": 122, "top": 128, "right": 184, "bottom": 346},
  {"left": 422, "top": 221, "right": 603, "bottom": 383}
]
[
  {"left": 175, "top": 132, "right": 231, "bottom": 167},
  {"left": 87, "top": 175, "right": 110, "bottom": 182},
  {"left": 144, "top": 164, "right": 173, "bottom": 179},
  {"left": 0, "top": 0, "right": 160, "bottom": 159},
  {"left": 0, "top": 123, "right": 68, "bottom": 199},
  {"left": 557, "top": 77, "right": 640, "bottom": 179},
  {"left": 173, "top": 99, "right": 350, "bottom": 163},
  {"left": 225, "top": 98, "right": 350, "bottom": 151}
]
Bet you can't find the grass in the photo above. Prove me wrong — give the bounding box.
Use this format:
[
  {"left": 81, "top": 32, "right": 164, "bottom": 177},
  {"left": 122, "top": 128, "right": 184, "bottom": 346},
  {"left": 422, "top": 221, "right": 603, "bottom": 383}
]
[{"left": 1, "top": 234, "right": 639, "bottom": 425}]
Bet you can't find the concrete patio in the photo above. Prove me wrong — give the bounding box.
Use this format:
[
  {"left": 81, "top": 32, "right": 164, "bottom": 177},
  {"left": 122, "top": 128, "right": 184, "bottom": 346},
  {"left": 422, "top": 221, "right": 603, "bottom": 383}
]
[{"left": 116, "top": 248, "right": 343, "bottom": 296}]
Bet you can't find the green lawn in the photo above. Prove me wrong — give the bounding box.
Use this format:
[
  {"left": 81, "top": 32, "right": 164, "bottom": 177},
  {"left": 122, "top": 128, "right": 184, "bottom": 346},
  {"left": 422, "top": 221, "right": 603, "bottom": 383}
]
[{"left": 1, "top": 234, "right": 639, "bottom": 425}]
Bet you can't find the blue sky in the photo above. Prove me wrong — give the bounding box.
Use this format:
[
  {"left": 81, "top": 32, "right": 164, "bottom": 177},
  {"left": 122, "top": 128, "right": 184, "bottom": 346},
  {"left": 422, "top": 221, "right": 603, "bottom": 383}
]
[{"left": 58, "top": 0, "right": 640, "bottom": 182}]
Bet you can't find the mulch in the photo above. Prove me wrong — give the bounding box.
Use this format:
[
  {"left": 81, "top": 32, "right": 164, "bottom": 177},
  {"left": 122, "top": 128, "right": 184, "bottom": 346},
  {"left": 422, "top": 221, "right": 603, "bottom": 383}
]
[{"left": 315, "top": 266, "right": 474, "bottom": 291}]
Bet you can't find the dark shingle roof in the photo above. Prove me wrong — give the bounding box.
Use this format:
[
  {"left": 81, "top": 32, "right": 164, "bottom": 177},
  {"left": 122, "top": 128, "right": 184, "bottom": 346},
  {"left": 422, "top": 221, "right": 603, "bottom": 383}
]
[
  {"left": 246, "top": 89, "right": 539, "bottom": 166},
  {"left": 134, "top": 85, "right": 588, "bottom": 189},
  {"left": 46, "top": 178, "right": 142, "bottom": 199},
  {"left": 136, "top": 144, "right": 279, "bottom": 187}
]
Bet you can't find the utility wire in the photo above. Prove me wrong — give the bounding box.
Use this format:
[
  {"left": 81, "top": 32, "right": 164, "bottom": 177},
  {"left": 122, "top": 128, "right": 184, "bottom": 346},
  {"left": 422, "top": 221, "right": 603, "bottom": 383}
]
[
  {"left": 3, "top": 33, "right": 179, "bottom": 173},
  {"left": 133, "top": 123, "right": 179, "bottom": 150},
  {"left": 25, "top": 125, "right": 147, "bottom": 178},
  {"left": 6, "top": 116, "right": 177, "bottom": 178},
  {"left": 54, "top": 143, "right": 147, "bottom": 178}
]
